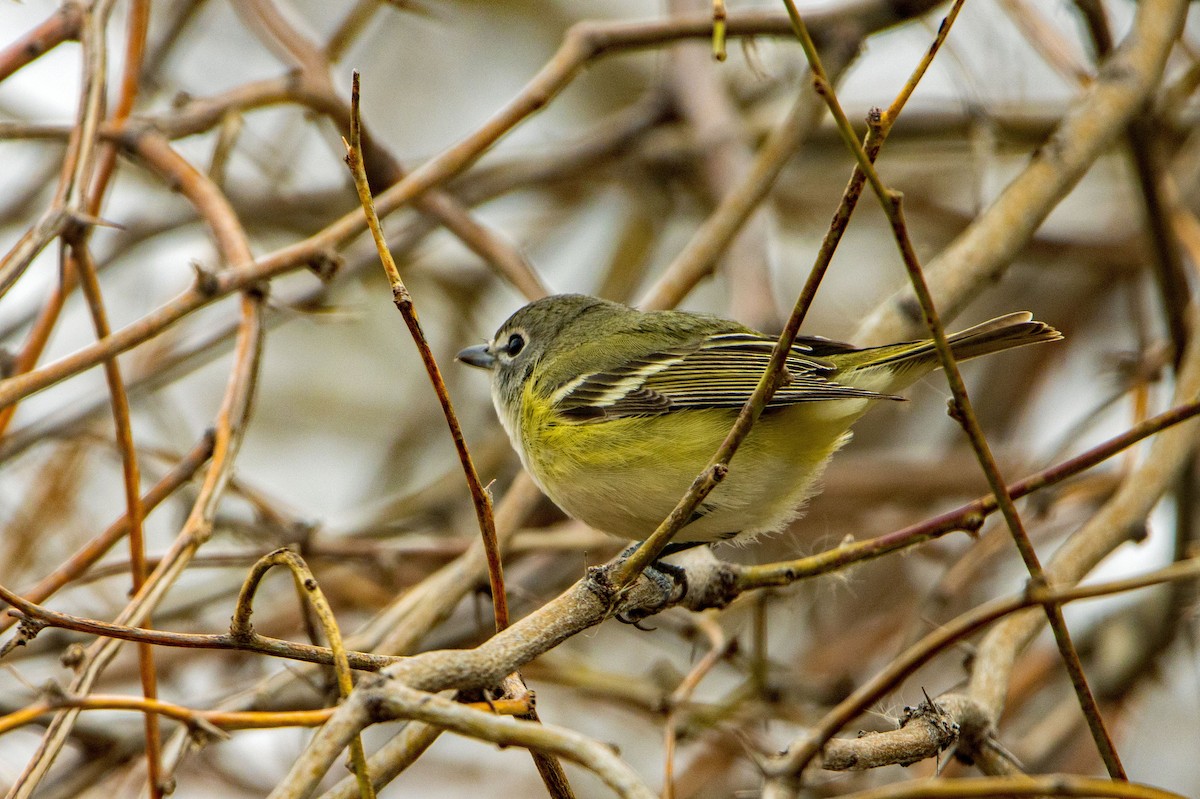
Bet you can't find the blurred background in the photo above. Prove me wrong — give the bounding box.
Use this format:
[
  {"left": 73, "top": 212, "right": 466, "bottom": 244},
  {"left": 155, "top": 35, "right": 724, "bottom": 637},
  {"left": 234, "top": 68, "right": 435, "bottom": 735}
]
[{"left": 0, "top": 0, "right": 1197, "bottom": 796}]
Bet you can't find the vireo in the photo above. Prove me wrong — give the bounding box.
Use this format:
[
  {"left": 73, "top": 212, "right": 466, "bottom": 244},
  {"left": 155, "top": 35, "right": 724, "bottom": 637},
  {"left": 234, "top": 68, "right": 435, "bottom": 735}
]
[{"left": 458, "top": 294, "right": 1059, "bottom": 545}]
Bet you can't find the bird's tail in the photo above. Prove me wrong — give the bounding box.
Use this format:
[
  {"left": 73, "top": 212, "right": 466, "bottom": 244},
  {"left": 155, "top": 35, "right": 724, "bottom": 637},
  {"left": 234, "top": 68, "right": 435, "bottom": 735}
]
[{"left": 840, "top": 312, "right": 1062, "bottom": 381}]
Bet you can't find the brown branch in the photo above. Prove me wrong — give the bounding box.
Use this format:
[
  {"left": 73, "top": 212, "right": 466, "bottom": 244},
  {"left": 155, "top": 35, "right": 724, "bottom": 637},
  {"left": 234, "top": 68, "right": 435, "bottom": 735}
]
[
  {"left": 820, "top": 775, "right": 1186, "bottom": 799},
  {"left": 0, "top": 1, "right": 85, "bottom": 83},
  {"left": 7, "top": 106, "right": 268, "bottom": 799},
  {"left": 69, "top": 240, "right": 164, "bottom": 797},
  {"left": 344, "top": 72, "right": 508, "bottom": 632},
  {"left": 780, "top": 0, "right": 1126, "bottom": 777},
  {"left": 767, "top": 557, "right": 1200, "bottom": 777},
  {"left": 0, "top": 580, "right": 396, "bottom": 671},
  {"left": 0, "top": 432, "right": 213, "bottom": 634},
  {"left": 0, "top": 4, "right": 941, "bottom": 416},
  {"left": 61, "top": 11, "right": 155, "bottom": 772},
  {"left": 230, "top": 549, "right": 375, "bottom": 797},
  {"left": 857, "top": 0, "right": 1189, "bottom": 344},
  {"left": 0, "top": 692, "right": 530, "bottom": 737}
]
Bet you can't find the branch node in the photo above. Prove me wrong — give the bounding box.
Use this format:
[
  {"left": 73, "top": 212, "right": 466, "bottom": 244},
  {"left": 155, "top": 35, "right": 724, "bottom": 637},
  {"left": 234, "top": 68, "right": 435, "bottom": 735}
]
[
  {"left": 306, "top": 249, "right": 343, "bottom": 282},
  {"left": 40, "top": 679, "right": 68, "bottom": 704},
  {"left": 946, "top": 397, "right": 965, "bottom": 425},
  {"left": 960, "top": 511, "right": 985, "bottom": 537},
  {"left": 60, "top": 642, "right": 86, "bottom": 671},
  {"left": 3, "top": 612, "right": 41, "bottom": 651},
  {"left": 245, "top": 281, "right": 270, "bottom": 302},
  {"left": 190, "top": 261, "right": 219, "bottom": 296},
  {"left": 190, "top": 717, "right": 229, "bottom": 744}
]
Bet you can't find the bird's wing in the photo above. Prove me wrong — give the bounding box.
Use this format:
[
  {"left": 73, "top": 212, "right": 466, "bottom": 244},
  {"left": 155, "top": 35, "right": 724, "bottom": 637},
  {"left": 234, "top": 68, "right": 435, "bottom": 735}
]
[{"left": 553, "top": 333, "right": 897, "bottom": 421}]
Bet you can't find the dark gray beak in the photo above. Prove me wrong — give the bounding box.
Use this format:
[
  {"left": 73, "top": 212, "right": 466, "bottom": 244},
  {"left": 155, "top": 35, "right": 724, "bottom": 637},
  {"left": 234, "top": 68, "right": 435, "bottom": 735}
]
[{"left": 456, "top": 343, "right": 496, "bottom": 369}]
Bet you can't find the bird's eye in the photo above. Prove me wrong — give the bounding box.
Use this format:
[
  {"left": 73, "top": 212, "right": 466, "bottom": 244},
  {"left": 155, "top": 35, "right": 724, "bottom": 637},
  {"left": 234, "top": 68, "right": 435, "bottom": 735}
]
[{"left": 505, "top": 332, "right": 525, "bottom": 356}]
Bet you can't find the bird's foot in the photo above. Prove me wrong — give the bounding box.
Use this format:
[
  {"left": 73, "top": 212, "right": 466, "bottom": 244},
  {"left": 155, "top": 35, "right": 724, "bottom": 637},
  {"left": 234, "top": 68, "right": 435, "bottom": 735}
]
[{"left": 609, "top": 543, "right": 690, "bottom": 626}]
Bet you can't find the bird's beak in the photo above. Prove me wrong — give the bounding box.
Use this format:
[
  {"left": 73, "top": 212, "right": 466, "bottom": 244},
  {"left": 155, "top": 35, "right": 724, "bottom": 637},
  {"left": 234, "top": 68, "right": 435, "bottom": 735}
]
[{"left": 456, "top": 343, "right": 496, "bottom": 370}]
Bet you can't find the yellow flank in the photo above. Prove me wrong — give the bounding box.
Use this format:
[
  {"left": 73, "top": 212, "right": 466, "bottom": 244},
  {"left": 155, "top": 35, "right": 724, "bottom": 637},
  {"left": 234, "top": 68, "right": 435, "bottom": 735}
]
[{"left": 517, "top": 380, "right": 865, "bottom": 541}]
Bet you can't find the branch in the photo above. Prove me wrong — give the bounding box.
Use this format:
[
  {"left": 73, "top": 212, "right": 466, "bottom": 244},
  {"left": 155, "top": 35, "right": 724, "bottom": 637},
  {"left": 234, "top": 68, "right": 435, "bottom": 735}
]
[{"left": 856, "top": 0, "right": 1189, "bottom": 344}]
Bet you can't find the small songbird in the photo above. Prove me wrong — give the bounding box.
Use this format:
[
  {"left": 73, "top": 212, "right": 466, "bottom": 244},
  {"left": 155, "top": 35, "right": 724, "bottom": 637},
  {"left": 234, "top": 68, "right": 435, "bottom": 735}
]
[{"left": 458, "top": 294, "right": 1059, "bottom": 546}]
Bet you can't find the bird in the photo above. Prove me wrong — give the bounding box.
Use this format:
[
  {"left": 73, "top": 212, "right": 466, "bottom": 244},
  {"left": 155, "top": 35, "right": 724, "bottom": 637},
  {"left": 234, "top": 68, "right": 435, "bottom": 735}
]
[{"left": 457, "top": 294, "right": 1060, "bottom": 546}]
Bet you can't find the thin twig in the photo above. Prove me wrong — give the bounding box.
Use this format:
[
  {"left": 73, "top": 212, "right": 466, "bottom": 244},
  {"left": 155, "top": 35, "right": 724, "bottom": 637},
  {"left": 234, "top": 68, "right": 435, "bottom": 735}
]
[
  {"left": 769, "top": 556, "right": 1200, "bottom": 775},
  {"left": 790, "top": 774, "right": 1186, "bottom": 799},
  {"left": 344, "top": 71, "right": 581, "bottom": 799},
  {"left": 230, "top": 549, "right": 375, "bottom": 798},
  {"left": 343, "top": 71, "right": 508, "bottom": 632},
  {"left": 0, "top": 692, "right": 529, "bottom": 737},
  {"left": 856, "top": 0, "right": 1189, "bottom": 344},
  {"left": 6, "top": 116, "right": 268, "bottom": 799},
  {"left": 0, "top": 581, "right": 396, "bottom": 671},
  {"left": 0, "top": 6, "right": 942, "bottom": 415},
  {"left": 0, "top": 2, "right": 84, "bottom": 82},
  {"left": 69, "top": 240, "right": 164, "bottom": 798},
  {"left": 781, "top": 0, "right": 1125, "bottom": 778},
  {"left": 663, "top": 613, "right": 728, "bottom": 799}
]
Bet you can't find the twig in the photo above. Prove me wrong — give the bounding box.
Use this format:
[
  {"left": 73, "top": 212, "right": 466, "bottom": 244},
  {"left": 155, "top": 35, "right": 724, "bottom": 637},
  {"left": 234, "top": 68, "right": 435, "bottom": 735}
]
[
  {"left": 797, "top": 774, "right": 1187, "bottom": 799},
  {"left": 278, "top": 682, "right": 657, "bottom": 799},
  {"left": 230, "top": 549, "right": 375, "bottom": 798},
  {"left": 0, "top": 581, "right": 396, "bottom": 671},
  {"left": 343, "top": 71, "right": 508, "bottom": 633},
  {"left": 0, "top": 692, "right": 529, "bottom": 737},
  {"left": 999, "top": 0, "right": 1095, "bottom": 86},
  {"left": 711, "top": 0, "right": 727, "bottom": 61},
  {"left": 69, "top": 240, "right": 164, "bottom": 797},
  {"left": 663, "top": 612, "right": 728, "bottom": 799},
  {"left": 781, "top": 0, "right": 1125, "bottom": 778},
  {"left": 0, "top": 696, "right": 331, "bottom": 736},
  {"left": 857, "top": 0, "right": 1189, "bottom": 344},
  {"left": 768, "top": 557, "right": 1200, "bottom": 775},
  {"left": 0, "top": 2, "right": 84, "bottom": 82}
]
